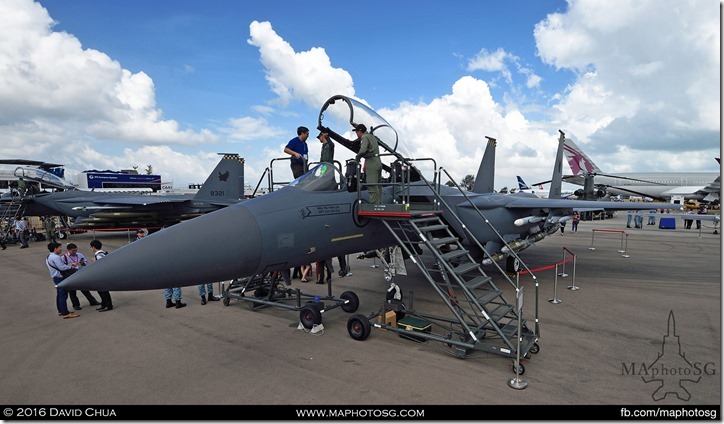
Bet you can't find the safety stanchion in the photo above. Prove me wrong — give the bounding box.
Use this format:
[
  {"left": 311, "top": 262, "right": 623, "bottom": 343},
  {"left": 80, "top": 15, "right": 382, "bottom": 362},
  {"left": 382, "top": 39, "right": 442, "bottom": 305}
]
[
  {"left": 519, "top": 248, "right": 576, "bottom": 306},
  {"left": 549, "top": 265, "right": 562, "bottom": 304},
  {"left": 507, "top": 285, "right": 527, "bottom": 390},
  {"left": 567, "top": 253, "right": 579, "bottom": 291},
  {"left": 558, "top": 247, "right": 571, "bottom": 277},
  {"left": 589, "top": 229, "right": 629, "bottom": 258}
]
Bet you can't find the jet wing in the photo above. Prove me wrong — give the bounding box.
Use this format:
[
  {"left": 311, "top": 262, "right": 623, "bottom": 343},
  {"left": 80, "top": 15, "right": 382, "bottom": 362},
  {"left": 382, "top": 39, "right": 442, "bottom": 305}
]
[
  {"left": 503, "top": 196, "right": 673, "bottom": 211},
  {"left": 70, "top": 195, "right": 193, "bottom": 212}
]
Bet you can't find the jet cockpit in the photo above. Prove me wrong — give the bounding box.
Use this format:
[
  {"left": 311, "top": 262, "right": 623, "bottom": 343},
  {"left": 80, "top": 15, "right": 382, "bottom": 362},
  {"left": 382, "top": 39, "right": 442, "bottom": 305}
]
[{"left": 289, "top": 162, "right": 344, "bottom": 192}]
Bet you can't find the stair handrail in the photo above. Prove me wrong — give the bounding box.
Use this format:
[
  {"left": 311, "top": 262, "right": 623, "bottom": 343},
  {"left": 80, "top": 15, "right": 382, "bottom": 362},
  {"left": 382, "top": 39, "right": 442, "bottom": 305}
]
[
  {"left": 378, "top": 219, "right": 482, "bottom": 341},
  {"left": 436, "top": 167, "right": 539, "bottom": 291}
]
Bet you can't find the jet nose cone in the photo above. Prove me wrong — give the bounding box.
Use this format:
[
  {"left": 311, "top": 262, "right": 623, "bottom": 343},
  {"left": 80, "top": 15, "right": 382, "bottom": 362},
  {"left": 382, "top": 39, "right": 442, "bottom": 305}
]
[{"left": 58, "top": 204, "right": 262, "bottom": 291}]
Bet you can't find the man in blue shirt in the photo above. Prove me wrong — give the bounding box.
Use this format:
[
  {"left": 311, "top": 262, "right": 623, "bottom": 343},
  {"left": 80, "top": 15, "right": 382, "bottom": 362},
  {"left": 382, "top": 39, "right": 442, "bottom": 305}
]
[
  {"left": 46, "top": 242, "right": 79, "bottom": 319},
  {"left": 284, "top": 126, "right": 310, "bottom": 179}
]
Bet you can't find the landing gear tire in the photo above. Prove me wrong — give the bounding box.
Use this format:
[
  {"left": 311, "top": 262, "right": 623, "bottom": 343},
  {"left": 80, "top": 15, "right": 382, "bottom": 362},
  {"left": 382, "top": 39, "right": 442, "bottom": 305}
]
[
  {"left": 299, "top": 304, "right": 322, "bottom": 329},
  {"left": 57, "top": 231, "right": 67, "bottom": 240},
  {"left": 395, "top": 305, "right": 406, "bottom": 321},
  {"left": 512, "top": 362, "right": 525, "bottom": 375},
  {"left": 347, "top": 314, "right": 371, "bottom": 341},
  {"left": 339, "top": 291, "right": 360, "bottom": 313}
]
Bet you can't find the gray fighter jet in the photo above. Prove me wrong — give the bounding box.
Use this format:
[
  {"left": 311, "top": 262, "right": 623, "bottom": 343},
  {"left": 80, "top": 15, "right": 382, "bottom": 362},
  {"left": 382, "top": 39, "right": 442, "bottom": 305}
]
[
  {"left": 18, "top": 153, "right": 245, "bottom": 230},
  {"left": 59, "top": 95, "right": 673, "bottom": 293}
]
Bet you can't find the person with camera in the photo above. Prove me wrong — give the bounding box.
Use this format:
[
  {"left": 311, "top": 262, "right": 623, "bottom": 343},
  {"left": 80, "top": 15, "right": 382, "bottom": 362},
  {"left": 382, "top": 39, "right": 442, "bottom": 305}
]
[
  {"left": 45, "top": 242, "right": 79, "bottom": 319},
  {"left": 63, "top": 242, "right": 101, "bottom": 310}
]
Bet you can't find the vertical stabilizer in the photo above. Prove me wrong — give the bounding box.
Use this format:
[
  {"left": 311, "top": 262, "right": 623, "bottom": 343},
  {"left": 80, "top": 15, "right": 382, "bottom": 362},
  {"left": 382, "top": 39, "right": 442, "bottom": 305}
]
[
  {"left": 472, "top": 137, "right": 496, "bottom": 194},
  {"left": 193, "top": 154, "right": 245, "bottom": 201},
  {"left": 549, "top": 131, "right": 565, "bottom": 199},
  {"left": 516, "top": 176, "right": 531, "bottom": 191},
  {"left": 562, "top": 137, "right": 602, "bottom": 175}
]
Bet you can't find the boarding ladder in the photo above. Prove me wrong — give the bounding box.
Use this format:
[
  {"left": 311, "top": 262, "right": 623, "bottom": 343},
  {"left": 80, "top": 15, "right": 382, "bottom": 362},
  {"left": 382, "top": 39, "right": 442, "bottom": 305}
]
[
  {"left": 0, "top": 197, "right": 26, "bottom": 243},
  {"left": 355, "top": 159, "right": 538, "bottom": 360}
]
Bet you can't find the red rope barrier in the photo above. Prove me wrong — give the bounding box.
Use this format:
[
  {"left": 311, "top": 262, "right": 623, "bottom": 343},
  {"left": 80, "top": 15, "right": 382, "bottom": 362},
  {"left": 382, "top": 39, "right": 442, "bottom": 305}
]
[{"left": 519, "top": 254, "right": 574, "bottom": 275}]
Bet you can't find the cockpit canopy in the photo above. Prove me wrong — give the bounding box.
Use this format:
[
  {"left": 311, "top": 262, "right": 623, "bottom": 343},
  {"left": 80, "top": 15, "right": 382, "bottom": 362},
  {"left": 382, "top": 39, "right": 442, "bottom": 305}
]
[{"left": 289, "top": 163, "right": 344, "bottom": 192}]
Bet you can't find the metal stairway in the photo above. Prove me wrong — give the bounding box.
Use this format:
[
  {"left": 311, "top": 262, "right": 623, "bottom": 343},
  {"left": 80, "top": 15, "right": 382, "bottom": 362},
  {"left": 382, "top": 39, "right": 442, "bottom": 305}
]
[
  {"left": 0, "top": 197, "right": 26, "bottom": 243},
  {"left": 376, "top": 209, "right": 538, "bottom": 359}
]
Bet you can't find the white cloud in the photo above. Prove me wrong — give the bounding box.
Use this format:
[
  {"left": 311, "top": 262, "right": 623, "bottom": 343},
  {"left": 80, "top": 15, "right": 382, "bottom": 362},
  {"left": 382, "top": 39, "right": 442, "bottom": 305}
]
[
  {"left": 222, "top": 116, "right": 286, "bottom": 142},
  {"left": 0, "top": 0, "right": 217, "bottom": 161},
  {"left": 535, "top": 0, "right": 720, "bottom": 167},
  {"left": 247, "top": 21, "right": 355, "bottom": 110}
]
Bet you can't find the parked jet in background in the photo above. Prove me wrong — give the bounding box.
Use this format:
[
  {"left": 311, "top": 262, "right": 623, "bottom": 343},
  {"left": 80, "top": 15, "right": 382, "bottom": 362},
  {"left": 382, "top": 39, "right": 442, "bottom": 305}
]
[
  {"left": 15, "top": 153, "right": 246, "bottom": 229},
  {"left": 561, "top": 138, "right": 720, "bottom": 203},
  {"left": 516, "top": 176, "right": 575, "bottom": 199}
]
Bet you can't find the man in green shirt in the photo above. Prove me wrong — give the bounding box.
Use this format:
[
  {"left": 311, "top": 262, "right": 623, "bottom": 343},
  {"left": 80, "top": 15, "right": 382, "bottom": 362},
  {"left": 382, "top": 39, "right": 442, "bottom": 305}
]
[
  {"left": 353, "top": 124, "right": 382, "bottom": 205},
  {"left": 318, "top": 132, "right": 335, "bottom": 164}
]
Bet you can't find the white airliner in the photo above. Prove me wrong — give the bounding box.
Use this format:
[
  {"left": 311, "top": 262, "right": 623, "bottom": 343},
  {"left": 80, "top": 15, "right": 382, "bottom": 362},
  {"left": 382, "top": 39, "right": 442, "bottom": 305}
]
[{"left": 561, "top": 138, "right": 720, "bottom": 204}]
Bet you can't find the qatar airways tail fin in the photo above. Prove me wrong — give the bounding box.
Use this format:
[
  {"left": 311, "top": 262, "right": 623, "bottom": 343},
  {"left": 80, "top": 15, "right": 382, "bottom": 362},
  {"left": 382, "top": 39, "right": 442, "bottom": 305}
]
[{"left": 562, "top": 138, "right": 602, "bottom": 175}]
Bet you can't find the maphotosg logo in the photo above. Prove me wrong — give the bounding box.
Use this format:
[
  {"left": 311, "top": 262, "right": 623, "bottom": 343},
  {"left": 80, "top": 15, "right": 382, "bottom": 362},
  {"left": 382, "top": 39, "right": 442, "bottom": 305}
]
[{"left": 621, "top": 311, "right": 716, "bottom": 401}]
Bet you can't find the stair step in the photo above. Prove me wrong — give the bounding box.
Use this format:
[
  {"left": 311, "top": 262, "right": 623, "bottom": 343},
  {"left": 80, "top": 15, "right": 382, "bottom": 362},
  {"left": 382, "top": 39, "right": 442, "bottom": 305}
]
[
  {"left": 476, "top": 289, "right": 502, "bottom": 305},
  {"left": 498, "top": 320, "right": 528, "bottom": 338},
  {"left": 415, "top": 223, "right": 448, "bottom": 232},
  {"left": 440, "top": 249, "right": 468, "bottom": 261},
  {"left": 410, "top": 216, "right": 441, "bottom": 225},
  {"left": 464, "top": 275, "right": 492, "bottom": 290},
  {"left": 452, "top": 262, "right": 479, "bottom": 275},
  {"left": 488, "top": 304, "right": 514, "bottom": 322},
  {"left": 431, "top": 236, "right": 458, "bottom": 246}
]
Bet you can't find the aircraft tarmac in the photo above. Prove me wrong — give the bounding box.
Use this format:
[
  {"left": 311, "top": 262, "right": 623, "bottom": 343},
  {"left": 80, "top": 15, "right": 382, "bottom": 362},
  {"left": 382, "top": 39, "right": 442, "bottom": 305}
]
[{"left": 0, "top": 212, "right": 719, "bottom": 408}]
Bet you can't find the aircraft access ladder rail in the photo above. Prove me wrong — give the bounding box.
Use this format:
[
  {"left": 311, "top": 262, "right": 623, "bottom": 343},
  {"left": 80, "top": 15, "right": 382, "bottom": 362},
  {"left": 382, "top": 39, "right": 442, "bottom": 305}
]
[
  {"left": 353, "top": 157, "right": 539, "bottom": 361},
  {"left": 379, "top": 214, "right": 538, "bottom": 359},
  {"left": 0, "top": 198, "right": 26, "bottom": 243},
  {"left": 355, "top": 156, "right": 542, "bottom": 337}
]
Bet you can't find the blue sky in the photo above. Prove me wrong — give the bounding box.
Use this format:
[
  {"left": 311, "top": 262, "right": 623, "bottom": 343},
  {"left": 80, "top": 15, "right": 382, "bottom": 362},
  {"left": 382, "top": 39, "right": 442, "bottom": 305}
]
[{"left": 1, "top": 0, "right": 720, "bottom": 190}]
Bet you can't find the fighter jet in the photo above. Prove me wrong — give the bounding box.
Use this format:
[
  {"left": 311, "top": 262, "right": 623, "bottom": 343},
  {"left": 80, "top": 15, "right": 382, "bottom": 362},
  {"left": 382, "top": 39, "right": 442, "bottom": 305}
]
[
  {"left": 59, "top": 95, "right": 673, "bottom": 293},
  {"left": 17, "top": 153, "right": 246, "bottom": 230}
]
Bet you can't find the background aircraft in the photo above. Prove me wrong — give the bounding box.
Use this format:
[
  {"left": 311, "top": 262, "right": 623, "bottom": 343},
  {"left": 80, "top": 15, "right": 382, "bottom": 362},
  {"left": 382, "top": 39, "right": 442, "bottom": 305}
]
[
  {"left": 0, "top": 159, "right": 74, "bottom": 197},
  {"left": 9, "top": 153, "right": 246, "bottom": 229},
  {"left": 558, "top": 138, "right": 720, "bottom": 203},
  {"left": 515, "top": 176, "right": 575, "bottom": 199}
]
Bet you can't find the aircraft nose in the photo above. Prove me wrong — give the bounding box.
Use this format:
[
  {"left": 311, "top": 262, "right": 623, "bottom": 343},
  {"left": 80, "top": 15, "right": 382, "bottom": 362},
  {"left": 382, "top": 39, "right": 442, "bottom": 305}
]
[{"left": 58, "top": 204, "right": 262, "bottom": 291}]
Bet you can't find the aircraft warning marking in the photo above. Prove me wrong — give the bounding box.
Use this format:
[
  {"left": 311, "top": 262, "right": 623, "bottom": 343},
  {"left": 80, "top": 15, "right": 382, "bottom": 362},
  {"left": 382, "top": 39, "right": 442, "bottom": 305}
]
[{"left": 301, "top": 204, "right": 351, "bottom": 219}]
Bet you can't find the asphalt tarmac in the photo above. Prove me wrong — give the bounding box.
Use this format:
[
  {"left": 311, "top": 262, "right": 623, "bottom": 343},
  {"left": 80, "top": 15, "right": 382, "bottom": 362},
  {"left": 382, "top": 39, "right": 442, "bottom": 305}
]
[{"left": 0, "top": 213, "right": 720, "bottom": 410}]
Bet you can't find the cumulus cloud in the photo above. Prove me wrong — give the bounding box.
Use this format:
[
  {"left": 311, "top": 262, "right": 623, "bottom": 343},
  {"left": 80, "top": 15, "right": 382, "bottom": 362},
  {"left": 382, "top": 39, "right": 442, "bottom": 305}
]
[
  {"left": 535, "top": 0, "right": 720, "bottom": 172},
  {"left": 247, "top": 21, "right": 355, "bottom": 110},
  {"left": 0, "top": 0, "right": 216, "bottom": 155}
]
